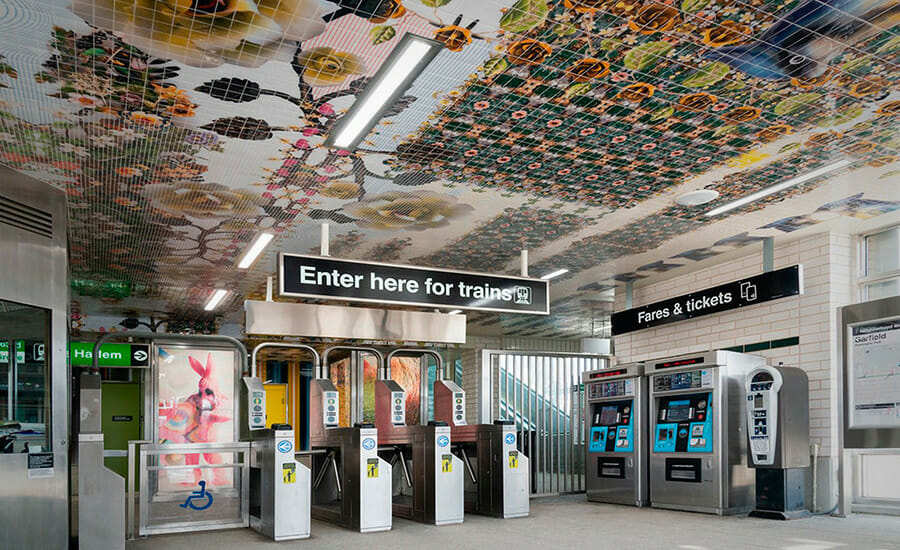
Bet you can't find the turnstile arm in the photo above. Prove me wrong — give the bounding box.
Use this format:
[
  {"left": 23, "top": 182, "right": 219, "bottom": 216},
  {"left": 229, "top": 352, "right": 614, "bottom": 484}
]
[{"left": 459, "top": 447, "right": 477, "bottom": 485}]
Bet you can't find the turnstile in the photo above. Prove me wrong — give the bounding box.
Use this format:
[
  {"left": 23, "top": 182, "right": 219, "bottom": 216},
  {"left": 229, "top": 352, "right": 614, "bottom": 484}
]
[
  {"left": 434, "top": 380, "right": 530, "bottom": 518},
  {"left": 583, "top": 363, "right": 648, "bottom": 507},
  {"left": 249, "top": 425, "right": 311, "bottom": 541},
  {"left": 374, "top": 379, "right": 464, "bottom": 525},
  {"left": 308, "top": 378, "right": 393, "bottom": 533},
  {"left": 648, "top": 350, "right": 763, "bottom": 515}
]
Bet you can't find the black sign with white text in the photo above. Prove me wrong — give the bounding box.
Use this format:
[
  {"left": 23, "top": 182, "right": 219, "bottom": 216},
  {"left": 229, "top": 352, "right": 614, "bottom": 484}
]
[
  {"left": 612, "top": 265, "right": 802, "bottom": 335},
  {"left": 279, "top": 253, "right": 549, "bottom": 315}
]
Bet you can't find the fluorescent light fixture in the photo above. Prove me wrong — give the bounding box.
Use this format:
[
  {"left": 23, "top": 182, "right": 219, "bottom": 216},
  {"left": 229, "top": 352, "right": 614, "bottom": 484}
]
[
  {"left": 325, "top": 33, "right": 443, "bottom": 150},
  {"left": 541, "top": 269, "right": 569, "bottom": 280},
  {"left": 447, "top": 309, "right": 462, "bottom": 315},
  {"left": 705, "top": 159, "right": 852, "bottom": 217},
  {"left": 204, "top": 289, "right": 228, "bottom": 311},
  {"left": 237, "top": 232, "right": 274, "bottom": 269}
]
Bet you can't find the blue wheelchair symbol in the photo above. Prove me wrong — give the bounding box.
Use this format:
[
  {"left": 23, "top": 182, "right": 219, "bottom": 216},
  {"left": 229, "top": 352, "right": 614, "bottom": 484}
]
[
  {"left": 505, "top": 433, "right": 516, "bottom": 445},
  {"left": 362, "top": 437, "right": 376, "bottom": 450},
  {"left": 277, "top": 440, "right": 293, "bottom": 453},
  {"left": 179, "top": 480, "right": 214, "bottom": 511},
  {"left": 437, "top": 435, "right": 450, "bottom": 447}
]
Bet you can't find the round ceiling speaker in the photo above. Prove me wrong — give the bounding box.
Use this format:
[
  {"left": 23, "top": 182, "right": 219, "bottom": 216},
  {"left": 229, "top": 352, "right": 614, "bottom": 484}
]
[{"left": 675, "top": 189, "right": 720, "bottom": 206}]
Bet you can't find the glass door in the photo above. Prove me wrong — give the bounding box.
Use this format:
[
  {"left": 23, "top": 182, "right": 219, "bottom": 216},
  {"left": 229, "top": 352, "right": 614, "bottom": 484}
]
[{"left": 0, "top": 299, "right": 50, "bottom": 453}]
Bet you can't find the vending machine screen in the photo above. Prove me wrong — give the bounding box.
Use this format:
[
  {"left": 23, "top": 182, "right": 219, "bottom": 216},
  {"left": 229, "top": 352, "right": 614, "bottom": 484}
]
[
  {"left": 667, "top": 401, "right": 691, "bottom": 422},
  {"left": 599, "top": 406, "right": 619, "bottom": 425}
]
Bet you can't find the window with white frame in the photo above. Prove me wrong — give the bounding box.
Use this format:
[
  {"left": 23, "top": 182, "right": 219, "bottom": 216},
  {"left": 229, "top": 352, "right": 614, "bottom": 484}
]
[{"left": 861, "top": 226, "right": 900, "bottom": 301}]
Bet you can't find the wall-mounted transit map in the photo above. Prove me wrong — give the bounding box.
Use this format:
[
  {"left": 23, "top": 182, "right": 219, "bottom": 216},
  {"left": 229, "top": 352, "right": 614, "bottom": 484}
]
[{"left": 848, "top": 319, "right": 900, "bottom": 430}]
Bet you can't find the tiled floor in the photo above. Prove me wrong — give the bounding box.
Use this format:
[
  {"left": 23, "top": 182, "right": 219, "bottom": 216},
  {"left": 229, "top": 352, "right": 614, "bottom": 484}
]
[{"left": 130, "top": 495, "right": 900, "bottom": 550}]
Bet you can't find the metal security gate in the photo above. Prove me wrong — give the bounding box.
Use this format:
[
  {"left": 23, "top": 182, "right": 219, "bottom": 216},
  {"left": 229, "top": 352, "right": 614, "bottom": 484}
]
[{"left": 483, "top": 351, "right": 608, "bottom": 495}]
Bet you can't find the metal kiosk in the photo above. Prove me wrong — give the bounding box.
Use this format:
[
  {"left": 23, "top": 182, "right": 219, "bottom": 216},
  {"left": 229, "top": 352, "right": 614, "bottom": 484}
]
[
  {"left": 648, "top": 350, "right": 763, "bottom": 515},
  {"left": 744, "top": 365, "right": 810, "bottom": 519},
  {"left": 433, "top": 377, "right": 530, "bottom": 518},
  {"left": 583, "top": 363, "right": 648, "bottom": 507},
  {"left": 373, "top": 363, "right": 464, "bottom": 524},
  {"left": 308, "top": 348, "right": 393, "bottom": 533}
]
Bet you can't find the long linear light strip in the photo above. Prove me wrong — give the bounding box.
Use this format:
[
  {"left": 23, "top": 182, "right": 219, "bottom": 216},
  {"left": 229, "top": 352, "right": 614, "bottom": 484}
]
[
  {"left": 327, "top": 34, "right": 442, "bottom": 150},
  {"left": 237, "top": 232, "right": 275, "bottom": 269},
  {"left": 541, "top": 268, "right": 569, "bottom": 280},
  {"left": 705, "top": 159, "right": 852, "bottom": 217},
  {"left": 204, "top": 289, "right": 228, "bottom": 311}
]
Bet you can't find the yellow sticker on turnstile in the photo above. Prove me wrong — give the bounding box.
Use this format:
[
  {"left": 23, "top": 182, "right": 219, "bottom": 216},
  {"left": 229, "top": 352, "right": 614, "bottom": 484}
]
[
  {"left": 282, "top": 463, "right": 296, "bottom": 484},
  {"left": 508, "top": 451, "right": 519, "bottom": 469},
  {"left": 441, "top": 454, "right": 453, "bottom": 473},
  {"left": 367, "top": 458, "right": 379, "bottom": 478}
]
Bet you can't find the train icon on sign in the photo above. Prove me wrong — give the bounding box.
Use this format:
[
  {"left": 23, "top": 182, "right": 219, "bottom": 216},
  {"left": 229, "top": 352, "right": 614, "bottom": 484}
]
[{"left": 514, "top": 286, "right": 532, "bottom": 305}]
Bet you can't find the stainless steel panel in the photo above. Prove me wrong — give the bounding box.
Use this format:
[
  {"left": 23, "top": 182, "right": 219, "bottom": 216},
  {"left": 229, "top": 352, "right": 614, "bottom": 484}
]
[
  {"left": 249, "top": 428, "right": 311, "bottom": 541},
  {"left": 0, "top": 166, "right": 69, "bottom": 549},
  {"left": 245, "top": 300, "right": 466, "bottom": 343}
]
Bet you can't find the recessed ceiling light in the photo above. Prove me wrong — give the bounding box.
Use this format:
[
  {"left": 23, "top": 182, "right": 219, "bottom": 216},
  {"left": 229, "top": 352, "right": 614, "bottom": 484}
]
[
  {"left": 675, "top": 189, "right": 719, "bottom": 206},
  {"left": 541, "top": 269, "right": 569, "bottom": 280},
  {"left": 204, "top": 289, "right": 228, "bottom": 311},
  {"left": 705, "top": 159, "right": 852, "bottom": 217},
  {"left": 447, "top": 309, "right": 462, "bottom": 314},
  {"left": 237, "top": 232, "right": 274, "bottom": 269},
  {"left": 325, "top": 34, "right": 443, "bottom": 151}
]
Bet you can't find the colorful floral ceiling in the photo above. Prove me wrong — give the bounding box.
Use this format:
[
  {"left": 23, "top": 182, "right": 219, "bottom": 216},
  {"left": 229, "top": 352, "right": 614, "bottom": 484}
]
[{"left": 0, "top": 0, "right": 898, "bottom": 338}]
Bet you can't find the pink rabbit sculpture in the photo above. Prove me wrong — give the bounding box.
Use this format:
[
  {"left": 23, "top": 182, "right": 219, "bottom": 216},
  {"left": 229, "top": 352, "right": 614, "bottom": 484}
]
[{"left": 159, "top": 353, "right": 231, "bottom": 485}]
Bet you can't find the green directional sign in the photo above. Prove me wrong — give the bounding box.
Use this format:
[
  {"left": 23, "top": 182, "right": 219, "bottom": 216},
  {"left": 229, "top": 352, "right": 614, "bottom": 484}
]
[
  {"left": 0, "top": 341, "right": 7, "bottom": 363},
  {"left": 69, "top": 342, "right": 150, "bottom": 367}
]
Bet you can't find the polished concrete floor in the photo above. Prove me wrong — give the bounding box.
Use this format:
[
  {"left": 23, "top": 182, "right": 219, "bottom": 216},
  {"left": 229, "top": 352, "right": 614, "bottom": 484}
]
[{"left": 130, "top": 495, "right": 900, "bottom": 550}]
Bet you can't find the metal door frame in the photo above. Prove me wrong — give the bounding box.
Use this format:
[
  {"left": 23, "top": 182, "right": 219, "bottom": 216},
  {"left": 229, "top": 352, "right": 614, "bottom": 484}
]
[
  {"left": 322, "top": 346, "right": 384, "bottom": 425},
  {"left": 385, "top": 348, "right": 444, "bottom": 424},
  {"left": 250, "top": 342, "right": 320, "bottom": 436}
]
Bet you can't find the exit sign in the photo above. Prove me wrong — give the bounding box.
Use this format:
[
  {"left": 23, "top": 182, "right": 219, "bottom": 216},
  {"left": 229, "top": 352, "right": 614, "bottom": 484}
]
[{"left": 69, "top": 343, "right": 150, "bottom": 367}]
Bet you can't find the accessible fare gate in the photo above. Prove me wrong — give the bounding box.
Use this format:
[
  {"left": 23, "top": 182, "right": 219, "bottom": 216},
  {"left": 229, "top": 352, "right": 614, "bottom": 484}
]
[{"left": 484, "top": 351, "right": 608, "bottom": 495}]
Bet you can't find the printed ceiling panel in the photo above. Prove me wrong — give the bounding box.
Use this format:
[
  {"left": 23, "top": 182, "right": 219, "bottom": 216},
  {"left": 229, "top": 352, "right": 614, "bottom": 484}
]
[{"left": 0, "top": 0, "right": 897, "bottom": 339}]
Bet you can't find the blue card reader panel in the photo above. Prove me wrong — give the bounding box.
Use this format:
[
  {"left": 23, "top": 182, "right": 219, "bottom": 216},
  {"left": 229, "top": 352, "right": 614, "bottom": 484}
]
[
  {"left": 653, "top": 393, "right": 712, "bottom": 453},
  {"left": 588, "top": 399, "right": 634, "bottom": 453}
]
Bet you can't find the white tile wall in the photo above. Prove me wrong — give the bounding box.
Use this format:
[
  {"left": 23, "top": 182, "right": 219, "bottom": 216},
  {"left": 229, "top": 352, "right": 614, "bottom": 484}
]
[
  {"left": 615, "top": 232, "right": 855, "bottom": 510},
  {"left": 615, "top": 233, "right": 853, "bottom": 452}
]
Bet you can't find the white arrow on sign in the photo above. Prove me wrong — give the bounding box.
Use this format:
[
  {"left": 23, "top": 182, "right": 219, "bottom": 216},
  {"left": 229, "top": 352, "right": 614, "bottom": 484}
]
[{"left": 133, "top": 350, "right": 148, "bottom": 362}]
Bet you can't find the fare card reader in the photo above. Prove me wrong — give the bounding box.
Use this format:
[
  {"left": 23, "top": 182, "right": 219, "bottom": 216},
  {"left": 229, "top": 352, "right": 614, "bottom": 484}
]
[
  {"left": 744, "top": 365, "right": 810, "bottom": 519},
  {"left": 250, "top": 425, "right": 311, "bottom": 541},
  {"left": 583, "top": 363, "right": 648, "bottom": 507},
  {"left": 648, "top": 351, "right": 763, "bottom": 515},
  {"left": 242, "top": 377, "right": 267, "bottom": 434}
]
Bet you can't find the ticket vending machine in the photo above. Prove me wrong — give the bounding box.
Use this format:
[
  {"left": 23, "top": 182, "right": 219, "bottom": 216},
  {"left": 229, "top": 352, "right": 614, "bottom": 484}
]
[
  {"left": 583, "top": 363, "right": 648, "bottom": 507},
  {"left": 648, "top": 351, "right": 764, "bottom": 515},
  {"left": 745, "top": 365, "right": 810, "bottom": 519}
]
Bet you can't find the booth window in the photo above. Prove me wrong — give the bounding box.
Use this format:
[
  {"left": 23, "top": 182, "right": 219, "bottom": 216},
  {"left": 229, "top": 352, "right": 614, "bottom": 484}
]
[
  {"left": 861, "top": 226, "right": 900, "bottom": 301},
  {"left": 0, "top": 299, "right": 51, "bottom": 453}
]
